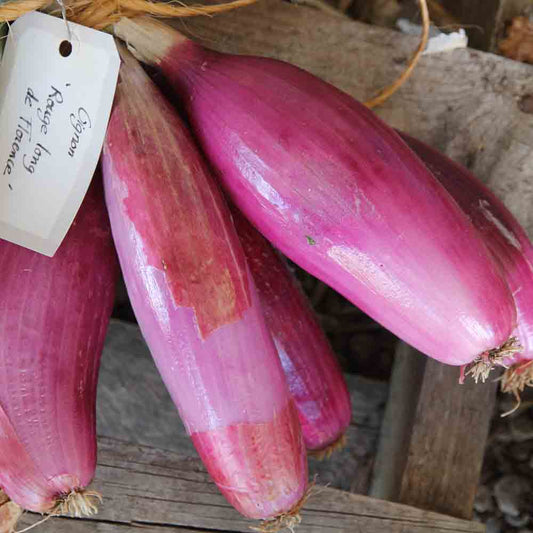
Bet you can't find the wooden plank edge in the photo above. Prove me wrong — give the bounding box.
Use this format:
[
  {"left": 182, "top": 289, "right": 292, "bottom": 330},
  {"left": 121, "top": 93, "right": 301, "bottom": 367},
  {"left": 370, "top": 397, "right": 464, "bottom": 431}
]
[{"left": 369, "top": 341, "right": 426, "bottom": 500}]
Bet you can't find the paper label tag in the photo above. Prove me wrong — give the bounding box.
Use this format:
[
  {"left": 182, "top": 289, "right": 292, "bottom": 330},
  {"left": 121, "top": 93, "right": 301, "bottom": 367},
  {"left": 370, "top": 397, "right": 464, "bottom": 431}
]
[{"left": 0, "top": 11, "right": 119, "bottom": 256}]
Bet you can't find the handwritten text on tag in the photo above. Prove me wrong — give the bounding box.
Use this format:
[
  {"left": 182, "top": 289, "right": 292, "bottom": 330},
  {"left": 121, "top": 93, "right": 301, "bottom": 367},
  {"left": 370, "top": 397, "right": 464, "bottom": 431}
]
[{"left": 0, "top": 11, "right": 119, "bottom": 256}]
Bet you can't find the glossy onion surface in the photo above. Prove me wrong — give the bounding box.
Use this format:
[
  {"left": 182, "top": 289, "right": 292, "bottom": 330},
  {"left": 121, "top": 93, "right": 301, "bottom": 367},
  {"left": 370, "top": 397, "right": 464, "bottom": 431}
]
[
  {"left": 0, "top": 180, "right": 117, "bottom": 512},
  {"left": 102, "top": 47, "right": 307, "bottom": 519},
  {"left": 233, "top": 208, "right": 351, "bottom": 451},
  {"left": 150, "top": 34, "right": 516, "bottom": 366},
  {"left": 401, "top": 132, "right": 533, "bottom": 367}
]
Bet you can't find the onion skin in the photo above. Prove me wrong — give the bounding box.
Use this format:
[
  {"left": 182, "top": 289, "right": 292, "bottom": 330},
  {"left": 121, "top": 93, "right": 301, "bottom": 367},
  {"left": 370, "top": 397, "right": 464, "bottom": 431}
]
[
  {"left": 113, "top": 17, "right": 516, "bottom": 366},
  {"left": 400, "top": 132, "right": 533, "bottom": 369},
  {"left": 232, "top": 208, "right": 351, "bottom": 452},
  {"left": 102, "top": 46, "right": 306, "bottom": 520},
  {"left": 191, "top": 401, "right": 304, "bottom": 518},
  {"left": 0, "top": 179, "right": 117, "bottom": 513}
]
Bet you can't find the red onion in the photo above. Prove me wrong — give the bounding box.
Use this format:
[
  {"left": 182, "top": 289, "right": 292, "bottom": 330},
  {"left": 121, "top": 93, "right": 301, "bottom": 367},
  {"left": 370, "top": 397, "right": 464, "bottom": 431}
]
[
  {"left": 400, "top": 132, "right": 533, "bottom": 390},
  {"left": 114, "top": 18, "right": 517, "bottom": 373},
  {"left": 232, "top": 207, "right": 351, "bottom": 454},
  {"left": 0, "top": 178, "right": 117, "bottom": 516},
  {"left": 102, "top": 46, "right": 307, "bottom": 523}
]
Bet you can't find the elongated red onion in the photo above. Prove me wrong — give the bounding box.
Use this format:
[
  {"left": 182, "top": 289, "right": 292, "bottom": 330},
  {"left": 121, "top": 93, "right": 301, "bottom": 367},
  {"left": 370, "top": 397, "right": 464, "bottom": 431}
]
[
  {"left": 232, "top": 207, "right": 351, "bottom": 454},
  {"left": 101, "top": 46, "right": 307, "bottom": 522},
  {"left": 400, "top": 132, "right": 533, "bottom": 390},
  {"left": 0, "top": 178, "right": 117, "bottom": 516},
  {"left": 114, "top": 18, "right": 517, "bottom": 371}
]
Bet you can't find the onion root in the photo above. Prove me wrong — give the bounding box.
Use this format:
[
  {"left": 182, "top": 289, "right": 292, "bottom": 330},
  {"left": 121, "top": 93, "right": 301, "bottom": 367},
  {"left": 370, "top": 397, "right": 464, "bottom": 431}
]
[
  {"left": 252, "top": 484, "right": 315, "bottom": 533},
  {"left": 308, "top": 433, "right": 347, "bottom": 461},
  {"left": 52, "top": 489, "right": 102, "bottom": 518},
  {"left": 462, "top": 337, "right": 521, "bottom": 383}
]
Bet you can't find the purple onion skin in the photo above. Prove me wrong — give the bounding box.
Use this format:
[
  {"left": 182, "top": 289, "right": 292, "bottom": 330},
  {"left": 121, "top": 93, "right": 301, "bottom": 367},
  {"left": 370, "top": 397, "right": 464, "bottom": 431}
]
[
  {"left": 232, "top": 207, "right": 351, "bottom": 451},
  {"left": 0, "top": 179, "right": 118, "bottom": 513},
  {"left": 153, "top": 39, "right": 516, "bottom": 366},
  {"left": 102, "top": 47, "right": 307, "bottom": 520},
  {"left": 401, "top": 132, "right": 533, "bottom": 366}
]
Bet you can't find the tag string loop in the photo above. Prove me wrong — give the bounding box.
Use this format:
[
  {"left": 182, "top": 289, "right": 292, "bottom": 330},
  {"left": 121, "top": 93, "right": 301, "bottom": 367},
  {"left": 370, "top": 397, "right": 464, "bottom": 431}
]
[{"left": 55, "top": 0, "right": 72, "bottom": 41}]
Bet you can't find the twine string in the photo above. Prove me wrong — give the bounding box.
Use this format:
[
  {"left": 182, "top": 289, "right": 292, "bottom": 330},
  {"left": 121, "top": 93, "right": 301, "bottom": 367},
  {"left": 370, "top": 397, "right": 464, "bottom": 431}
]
[{"left": 56, "top": 0, "right": 72, "bottom": 40}]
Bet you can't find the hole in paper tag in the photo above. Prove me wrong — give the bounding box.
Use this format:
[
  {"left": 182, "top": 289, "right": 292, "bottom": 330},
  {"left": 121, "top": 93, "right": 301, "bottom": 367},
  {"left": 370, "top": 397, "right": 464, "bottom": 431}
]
[
  {"left": 0, "top": 11, "right": 119, "bottom": 256},
  {"left": 59, "top": 40, "right": 73, "bottom": 57}
]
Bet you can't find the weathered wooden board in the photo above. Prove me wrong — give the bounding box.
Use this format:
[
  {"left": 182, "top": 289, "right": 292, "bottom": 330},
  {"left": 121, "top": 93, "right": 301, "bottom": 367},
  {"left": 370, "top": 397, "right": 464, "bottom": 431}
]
[
  {"left": 20, "top": 437, "right": 484, "bottom": 533},
  {"left": 371, "top": 344, "right": 497, "bottom": 520},
  {"left": 21, "top": 521, "right": 204, "bottom": 533},
  {"left": 370, "top": 343, "right": 426, "bottom": 500},
  {"left": 97, "top": 319, "right": 388, "bottom": 493},
  {"left": 398, "top": 356, "right": 497, "bottom": 519}
]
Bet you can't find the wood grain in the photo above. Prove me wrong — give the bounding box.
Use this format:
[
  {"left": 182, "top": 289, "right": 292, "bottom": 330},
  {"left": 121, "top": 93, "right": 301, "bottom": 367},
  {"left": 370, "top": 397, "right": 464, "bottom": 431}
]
[
  {"left": 399, "top": 356, "right": 497, "bottom": 519},
  {"left": 372, "top": 343, "right": 496, "bottom": 520},
  {"left": 370, "top": 343, "right": 427, "bottom": 500},
  {"left": 20, "top": 437, "right": 484, "bottom": 533},
  {"left": 17, "top": 519, "right": 210, "bottom": 533}
]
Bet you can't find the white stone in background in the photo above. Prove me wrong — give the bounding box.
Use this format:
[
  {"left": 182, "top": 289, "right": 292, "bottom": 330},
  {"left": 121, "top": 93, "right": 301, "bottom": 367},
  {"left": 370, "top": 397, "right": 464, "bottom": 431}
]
[
  {"left": 493, "top": 475, "right": 530, "bottom": 517},
  {"left": 511, "top": 415, "right": 533, "bottom": 442},
  {"left": 424, "top": 29, "right": 467, "bottom": 54},
  {"left": 505, "top": 513, "right": 530, "bottom": 528},
  {"left": 474, "top": 485, "right": 494, "bottom": 514},
  {"left": 396, "top": 18, "right": 468, "bottom": 54}
]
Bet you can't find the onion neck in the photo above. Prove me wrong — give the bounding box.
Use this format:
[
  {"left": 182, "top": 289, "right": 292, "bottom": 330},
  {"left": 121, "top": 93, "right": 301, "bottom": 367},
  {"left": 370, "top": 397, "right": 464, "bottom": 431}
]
[
  {"left": 462, "top": 336, "right": 522, "bottom": 384},
  {"left": 256, "top": 484, "right": 314, "bottom": 533},
  {"left": 52, "top": 489, "right": 102, "bottom": 518},
  {"left": 500, "top": 360, "right": 533, "bottom": 416},
  {"left": 113, "top": 16, "right": 189, "bottom": 66}
]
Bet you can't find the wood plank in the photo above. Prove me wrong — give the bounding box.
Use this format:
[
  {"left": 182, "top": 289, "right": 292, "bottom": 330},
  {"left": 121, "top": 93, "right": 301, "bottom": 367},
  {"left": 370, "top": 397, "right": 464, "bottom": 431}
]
[
  {"left": 371, "top": 343, "right": 497, "bottom": 520},
  {"left": 398, "top": 358, "right": 497, "bottom": 518},
  {"left": 370, "top": 342, "right": 426, "bottom": 500},
  {"left": 403, "top": 355, "right": 496, "bottom": 519},
  {"left": 177, "top": 1, "right": 533, "bottom": 239},
  {"left": 23, "top": 437, "right": 484, "bottom": 533},
  {"left": 17, "top": 518, "right": 212, "bottom": 533}
]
